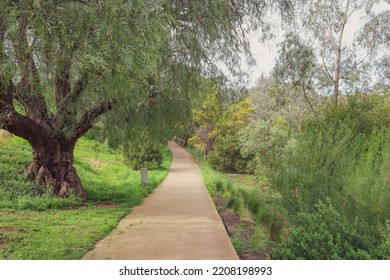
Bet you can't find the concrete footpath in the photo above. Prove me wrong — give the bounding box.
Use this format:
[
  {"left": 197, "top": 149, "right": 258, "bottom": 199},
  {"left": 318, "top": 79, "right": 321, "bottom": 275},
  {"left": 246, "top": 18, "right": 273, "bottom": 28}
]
[{"left": 83, "top": 141, "right": 238, "bottom": 260}]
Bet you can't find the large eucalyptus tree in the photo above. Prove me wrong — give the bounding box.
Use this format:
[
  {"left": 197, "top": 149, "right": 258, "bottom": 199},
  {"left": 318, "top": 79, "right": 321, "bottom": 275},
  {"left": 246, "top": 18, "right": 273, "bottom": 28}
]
[
  {"left": 273, "top": 33, "right": 317, "bottom": 121},
  {"left": 297, "top": 0, "right": 389, "bottom": 104},
  {"left": 0, "top": 0, "right": 289, "bottom": 199}
]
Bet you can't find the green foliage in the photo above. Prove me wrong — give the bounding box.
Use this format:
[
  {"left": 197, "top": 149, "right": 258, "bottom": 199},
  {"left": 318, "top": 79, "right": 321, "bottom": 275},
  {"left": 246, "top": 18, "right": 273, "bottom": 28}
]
[
  {"left": 271, "top": 94, "right": 390, "bottom": 214},
  {"left": 203, "top": 97, "right": 254, "bottom": 173},
  {"left": 375, "top": 221, "right": 390, "bottom": 258},
  {"left": 238, "top": 115, "right": 289, "bottom": 176},
  {"left": 197, "top": 160, "right": 288, "bottom": 250},
  {"left": 342, "top": 131, "right": 390, "bottom": 225},
  {"left": 123, "top": 132, "right": 167, "bottom": 170},
  {"left": 209, "top": 133, "right": 250, "bottom": 173},
  {"left": 231, "top": 235, "right": 250, "bottom": 255},
  {"left": 268, "top": 94, "right": 390, "bottom": 259},
  {"left": 272, "top": 200, "right": 377, "bottom": 260},
  {"left": 189, "top": 88, "right": 222, "bottom": 153},
  {"left": 273, "top": 32, "right": 317, "bottom": 89},
  {"left": 242, "top": 187, "right": 288, "bottom": 242}
]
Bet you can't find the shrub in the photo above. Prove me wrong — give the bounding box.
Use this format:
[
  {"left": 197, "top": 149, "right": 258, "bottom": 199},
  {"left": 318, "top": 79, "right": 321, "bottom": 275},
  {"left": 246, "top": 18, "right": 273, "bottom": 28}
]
[
  {"left": 375, "top": 221, "right": 390, "bottom": 259},
  {"left": 272, "top": 200, "right": 377, "bottom": 259},
  {"left": 226, "top": 190, "right": 243, "bottom": 212},
  {"left": 238, "top": 115, "right": 289, "bottom": 177},
  {"left": 208, "top": 133, "right": 251, "bottom": 173},
  {"left": 241, "top": 187, "right": 288, "bottom": 242},
  {"left": 214, "top": 177, "right": 225, "bottom": 192},
  {"left": 269, "top": 94, "right": 390, "bottom": 259},
  {"left": 270, "top": 94, "right": 390, "bottom": 215},
  {"left": 123, "top": 135, "right": 166, "bottom": 170}
]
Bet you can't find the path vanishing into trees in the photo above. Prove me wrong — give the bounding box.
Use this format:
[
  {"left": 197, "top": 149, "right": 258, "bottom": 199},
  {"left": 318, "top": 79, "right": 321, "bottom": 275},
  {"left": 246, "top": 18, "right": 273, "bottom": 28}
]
[{"left": 83, "top": 141, "right": 238, "bottom": 260}]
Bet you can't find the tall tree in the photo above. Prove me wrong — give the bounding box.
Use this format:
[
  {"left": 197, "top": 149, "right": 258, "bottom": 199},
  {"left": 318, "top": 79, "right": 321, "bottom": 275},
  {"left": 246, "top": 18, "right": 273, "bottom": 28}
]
[
  {"left": 272, "top": 33, "right": 317, "bottom": 122},
  {"left": 0, "top": 0, "right": 290, "bottom": 199},
  {"left": 298, "top": 0, "right": 388, "bottom": 104}
]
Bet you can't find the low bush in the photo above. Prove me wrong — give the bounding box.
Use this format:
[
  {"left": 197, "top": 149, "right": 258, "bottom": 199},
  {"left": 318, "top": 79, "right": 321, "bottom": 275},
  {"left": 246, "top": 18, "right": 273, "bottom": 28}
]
[
  {"left": 272, "top": 200, "right": 383, "bottom": 259},
  {"left": 208, "top": 133, "right": 251, "bottom": 174}
]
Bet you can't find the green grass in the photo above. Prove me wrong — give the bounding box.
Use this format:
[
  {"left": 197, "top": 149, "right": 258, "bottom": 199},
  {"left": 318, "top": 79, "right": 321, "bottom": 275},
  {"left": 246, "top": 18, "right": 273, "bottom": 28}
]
[
  {"left": 75, "top": 138, "right": 172, "bottom": 205},
  {"left": 0, "top": 134, "right": 172, "bottom": 259},
  {"left": 195, "top": 158, "right": 288, "bottom": 258}
]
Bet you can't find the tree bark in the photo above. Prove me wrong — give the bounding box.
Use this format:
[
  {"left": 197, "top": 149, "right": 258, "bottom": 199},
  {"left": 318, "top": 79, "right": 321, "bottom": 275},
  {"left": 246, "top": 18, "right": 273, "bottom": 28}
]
[
  {"left": 27, "top": 139, "right": 87, "bottom": 201},
  {"left": 333, "top": 0, "right": 351, "bottom": 106}
]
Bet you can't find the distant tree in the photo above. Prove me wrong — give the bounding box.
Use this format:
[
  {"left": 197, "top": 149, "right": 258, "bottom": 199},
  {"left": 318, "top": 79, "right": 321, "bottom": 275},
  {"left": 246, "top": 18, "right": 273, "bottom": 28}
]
[
  {"left": 189, "top": 88, "right": 222, "bottom": 155},
  {"left": 272, "top": 33, "right": 318, "bottom": 123},
  {"left": 249, "top": 75, "right": 304, "bottom": 129},
  {"left": 189, "top": 88, "right": 254, "bottom": 157},
  {"left": 207, "top": 97, "right": 254, "bottom": 173},
  {"left": 0, "top": 0, "right": 291, "bottom": 199},
  {"left": 297, "top": 0, "right": 389, "bottom": 104}
]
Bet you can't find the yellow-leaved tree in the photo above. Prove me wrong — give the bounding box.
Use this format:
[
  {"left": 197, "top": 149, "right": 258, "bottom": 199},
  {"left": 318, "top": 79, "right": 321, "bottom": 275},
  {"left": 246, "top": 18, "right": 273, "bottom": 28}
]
[
  {"left": 189, "top": 88, "right": 254, "bottom": 173},
  {"left": 189, "top": 88, "right": 221, "bottom": 155}
]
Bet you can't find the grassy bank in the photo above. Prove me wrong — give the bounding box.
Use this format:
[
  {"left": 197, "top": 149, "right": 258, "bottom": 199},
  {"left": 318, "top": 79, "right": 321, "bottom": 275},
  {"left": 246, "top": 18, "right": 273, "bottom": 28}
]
[
  {"left": 0, "top": 134, "right": 172, "bottom": 259},
  {"left": 193, "top": 154, "right": 288, "bottom": 259}
]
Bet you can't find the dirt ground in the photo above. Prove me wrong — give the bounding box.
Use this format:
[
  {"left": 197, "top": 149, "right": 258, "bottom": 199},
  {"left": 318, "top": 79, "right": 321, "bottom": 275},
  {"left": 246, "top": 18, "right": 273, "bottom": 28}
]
[{"left": 213, "top": 194, "right": 267, "bottom": 260}]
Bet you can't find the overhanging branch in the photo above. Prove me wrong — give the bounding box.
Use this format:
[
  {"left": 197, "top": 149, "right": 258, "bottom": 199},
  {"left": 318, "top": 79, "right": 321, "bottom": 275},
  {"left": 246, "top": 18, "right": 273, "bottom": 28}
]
[
  {"left": 11, "top": 6, "right": 50, "bottom": 126},
  {"left": 73, "top": 99, "right": 117, "bottom": 139},
  {"left": 0, "top": 108, "right": 46, "bottom": 145}
]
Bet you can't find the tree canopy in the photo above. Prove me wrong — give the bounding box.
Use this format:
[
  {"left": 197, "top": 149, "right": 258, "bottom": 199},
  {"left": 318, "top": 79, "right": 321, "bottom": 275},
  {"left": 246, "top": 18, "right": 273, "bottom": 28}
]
[
  {"left": 289, "top": 0, "right": 389, "bottom": 103},
  {"left": 0, "top": 0, "right": 290, "bottom": 198}
]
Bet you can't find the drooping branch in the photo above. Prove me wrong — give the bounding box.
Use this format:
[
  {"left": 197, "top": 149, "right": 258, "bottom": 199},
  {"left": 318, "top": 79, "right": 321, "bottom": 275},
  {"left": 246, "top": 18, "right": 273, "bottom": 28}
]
[
  {"left": 11, "top": 4, "right": 50, "bottom": 126},
  {"left": 73, "top": 99, "right": 117, "bottom": 140}
]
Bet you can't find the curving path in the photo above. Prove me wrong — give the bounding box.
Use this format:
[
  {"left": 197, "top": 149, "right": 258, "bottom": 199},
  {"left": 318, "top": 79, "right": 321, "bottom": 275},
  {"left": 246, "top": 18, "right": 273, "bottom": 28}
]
[{"left": 83, "top": 141, "right": 238, "bottom": 260}]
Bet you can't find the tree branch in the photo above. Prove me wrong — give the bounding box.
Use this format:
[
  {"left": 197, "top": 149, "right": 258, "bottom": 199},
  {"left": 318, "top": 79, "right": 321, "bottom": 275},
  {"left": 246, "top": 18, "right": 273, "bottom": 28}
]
[
  {"left": 341, "top": 51, "right": 373, "bottom": 80},
  {"left": 322, "top": 54, "right": 335, "bottom": 83},
  {"left": 0, "top": 106, "right": 46, "bottom": 145},
  {"left": 73, "top": 99, "right": 117, "bottom": 139},
  {"left": 300, "top": 82, "right": 316, "bottom": 116},
  {"left": 70, "top": 72, "right": 89, "bottom": 103},
  {"left": 11, "top": 4, "right": 50, "bottom": 126},
  {"left": 55, "top": 60, "right": 72, "bottom": 107},
  {"left": 1, "top": 68, "right": 46, "bottom": 145}
]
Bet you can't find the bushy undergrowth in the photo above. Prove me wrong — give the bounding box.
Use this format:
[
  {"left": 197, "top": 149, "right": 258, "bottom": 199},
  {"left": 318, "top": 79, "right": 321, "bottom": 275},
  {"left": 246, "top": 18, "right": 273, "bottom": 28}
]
[
  {"left": 123, "top": 134, "right": 167, "bottom": 170},
  {"left": 202, "top": 94, "right": 390, "bottom": 259},
  {"left": 208, "top": 133, "right": 251, "bottom": 174},
  {"left": 272, "top": 200, "right": 386, "bottom": 259},
  {"left": 238, "top": 115, "right": 289, "bottom": 177},
  {"left": 268, "top": 94, "right": 390, "bottom": 259},
  {"left": 200, "top": 162, "right": 289, "bottom": 247}
]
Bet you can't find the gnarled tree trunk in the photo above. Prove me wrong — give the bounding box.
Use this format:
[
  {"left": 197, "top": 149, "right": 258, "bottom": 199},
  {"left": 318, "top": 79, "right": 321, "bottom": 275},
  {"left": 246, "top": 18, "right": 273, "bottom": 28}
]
[{"left": 27, "top": 140, "right": 87, "bottom": 200}]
